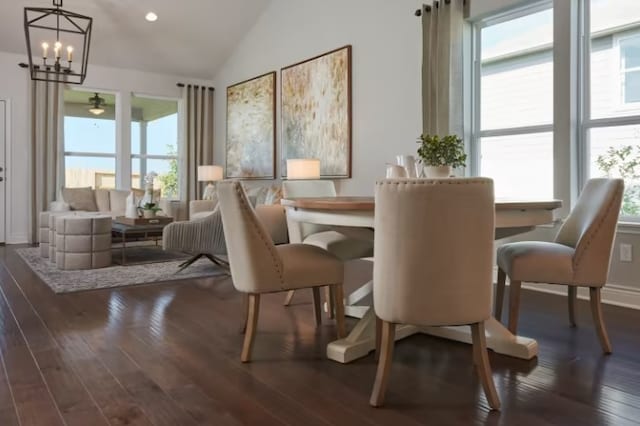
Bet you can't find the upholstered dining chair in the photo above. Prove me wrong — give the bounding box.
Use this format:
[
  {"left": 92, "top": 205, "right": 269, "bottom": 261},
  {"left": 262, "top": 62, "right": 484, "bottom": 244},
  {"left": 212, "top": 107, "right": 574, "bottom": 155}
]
[
  {"left": 370, "top": 178, "right": 500, "bottom": 410},
  {"left": 495, "top": 178, "right": 624, "bottom": 354},
  {"left": 282, "top": 180, "right": 374, "bottom": 314},
  {"left": 216, "top": 181, "right": 346, "bottom": 362}
]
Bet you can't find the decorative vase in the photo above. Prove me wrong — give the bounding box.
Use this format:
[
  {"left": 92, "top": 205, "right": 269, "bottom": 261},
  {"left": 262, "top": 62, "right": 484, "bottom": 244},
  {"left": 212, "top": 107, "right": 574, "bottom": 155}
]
[
  {"left": 386, "top": 164, "right": 408, "bottom": 179},
  {"left": 396, "top": 155, "right": 417, "bottom": 178},
  {"left": 143, "top": 210, "right": 156, "bottom": 219},
  {"left": 424, "top": 165, "right": 452, "bottom": 178}
]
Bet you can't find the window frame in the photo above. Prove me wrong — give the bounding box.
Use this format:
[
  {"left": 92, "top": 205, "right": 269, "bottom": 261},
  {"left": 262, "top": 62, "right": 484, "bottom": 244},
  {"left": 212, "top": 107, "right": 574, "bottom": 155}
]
[
  {"left": 578, "top": 0, "right": 640, "bottom": 223},
  {"left": 470, "top": 0, "right": 554, "bottom": 189}
]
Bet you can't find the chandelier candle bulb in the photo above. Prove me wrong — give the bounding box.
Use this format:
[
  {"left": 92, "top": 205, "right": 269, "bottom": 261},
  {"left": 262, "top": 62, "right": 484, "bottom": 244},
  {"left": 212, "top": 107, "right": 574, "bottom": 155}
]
[
  {"left": 41, "top": 42, "right": 48, "bottom": 58},
  {"left": 67, "top": 46, "right": 73, "bottom": 62}
]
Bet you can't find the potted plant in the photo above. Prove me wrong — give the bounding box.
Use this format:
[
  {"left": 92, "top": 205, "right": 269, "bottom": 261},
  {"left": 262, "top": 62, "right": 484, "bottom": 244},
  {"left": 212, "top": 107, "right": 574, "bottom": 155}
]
[
  {"left": 417, "top": 134, "right": 467, "bottom": 178},
  {"left": 140, "top": 202, "right": 162, "bottom": 219}
]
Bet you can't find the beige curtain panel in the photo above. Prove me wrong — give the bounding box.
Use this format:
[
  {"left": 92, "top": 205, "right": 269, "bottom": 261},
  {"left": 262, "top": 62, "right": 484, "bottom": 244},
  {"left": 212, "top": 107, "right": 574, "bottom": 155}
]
[
  {"left": 29, "top": 80, "right": 64, "bottom": 243},
  {"left": 181, "top": 85, "right": 215, "bottom": 205},
  {"left": 421, "top": 0, "right": 465, "bottom": 136}
]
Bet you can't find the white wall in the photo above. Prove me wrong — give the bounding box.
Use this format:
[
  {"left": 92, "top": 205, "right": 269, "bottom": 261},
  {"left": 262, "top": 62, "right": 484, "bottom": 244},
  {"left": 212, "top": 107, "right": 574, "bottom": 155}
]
[
  {"left": 0, "top": 50, "right": 213, "bottom": 243},
  {"left": 212, "top": 0, "right": 424, "bottom": 195}
]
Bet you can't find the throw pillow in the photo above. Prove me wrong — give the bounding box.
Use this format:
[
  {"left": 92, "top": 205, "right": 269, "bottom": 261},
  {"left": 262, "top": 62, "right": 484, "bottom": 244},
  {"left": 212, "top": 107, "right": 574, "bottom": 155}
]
[
  {"left": 61, "top": 187, "right": 98, "bottom": 211},
  {"left": 109, "top": 189, "right": 130, "bottom": 216}
]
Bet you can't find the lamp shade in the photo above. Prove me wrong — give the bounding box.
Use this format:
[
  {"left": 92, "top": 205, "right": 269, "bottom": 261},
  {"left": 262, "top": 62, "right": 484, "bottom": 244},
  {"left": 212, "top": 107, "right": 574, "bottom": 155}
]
[
  {"left": 287, "top": 159, "right": 320, "bottom": 180},
  {"left": 197, "top": 165, "right": 224, "bottom": 182}
]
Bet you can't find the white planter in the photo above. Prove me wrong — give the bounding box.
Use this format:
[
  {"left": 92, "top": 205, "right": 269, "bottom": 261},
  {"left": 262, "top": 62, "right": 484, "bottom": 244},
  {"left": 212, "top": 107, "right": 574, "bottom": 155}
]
[
  {"left": 143, "top": 210, "right": 156, "bottom": 219},
  {"left": 424, "top": 165, "right": 452, "bottom": 178}
]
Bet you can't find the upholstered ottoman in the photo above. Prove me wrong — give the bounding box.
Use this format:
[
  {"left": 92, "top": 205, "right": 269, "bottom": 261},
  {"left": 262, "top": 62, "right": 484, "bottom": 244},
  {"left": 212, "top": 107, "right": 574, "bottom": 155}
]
[
  {"left": 55, "top": 215, "right": 112, "bottom": 270},
  {"left": 40, "top": 211, "right": 75, "bottom": 258}
]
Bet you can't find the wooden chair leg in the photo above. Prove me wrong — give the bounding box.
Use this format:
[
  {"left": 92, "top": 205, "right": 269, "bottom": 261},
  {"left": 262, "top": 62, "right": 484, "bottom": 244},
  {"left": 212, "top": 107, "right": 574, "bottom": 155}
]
[
  {"left": 370, "top": 321, "right": 395, "bottom": 407},
  {"left": 568, "top": 286, "right": 577, "bottom": 327},
  {"left": 333, "top": 284, "right": 346, "bottom": 339},
  {"left": 508, "top": 280, "right": 522, "bottom": 334},
  {"left": 375, "top": 315, "right": 382, "bottom": 361},
  {"left": 241, "top": 294, "right": 260, "bottom": 363},
  {"left": 283, "top": 290, "right": 295, "bottom": 306},
  {"left": 239, "top": 293, "right": 248, "bottom": 334},
  {"left": 311, "top": 287, "right": 322, "bottom": 326},
  {"left": 471, "top": 322, "right": 501, "bottom": 411},
  {"left": 325, "top": 286, "right": 335, "bottom": 319},
  {"left": 494, "top": 268, "right": 506, "bottom": 321},
  {"left": 589, "top": 287, "right": 612, "bottom": 354}
]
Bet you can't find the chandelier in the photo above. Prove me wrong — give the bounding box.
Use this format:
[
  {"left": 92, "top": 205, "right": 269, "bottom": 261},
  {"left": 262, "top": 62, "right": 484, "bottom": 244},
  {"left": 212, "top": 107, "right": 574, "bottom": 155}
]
[
  {"left": 88, "top": 93, "right": 105, "bottom": 116},
  {"left": 24, "top": 0, "right": 93, "bottom": 84}
]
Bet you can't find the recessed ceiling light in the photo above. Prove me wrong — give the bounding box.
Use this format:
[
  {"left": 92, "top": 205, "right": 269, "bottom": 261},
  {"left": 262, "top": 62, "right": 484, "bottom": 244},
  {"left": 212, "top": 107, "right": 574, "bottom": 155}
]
[{"left": 145, "top": 12, "right": 158, "bottom": 22}]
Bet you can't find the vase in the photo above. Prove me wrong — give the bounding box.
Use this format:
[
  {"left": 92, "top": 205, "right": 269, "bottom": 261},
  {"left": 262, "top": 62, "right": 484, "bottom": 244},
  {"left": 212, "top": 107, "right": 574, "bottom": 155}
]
[
  {"left": 386, "top": 164, "right": 407, "bottom": 179},
  {"left": 143, "top": 210, "right": 156, "bottom": 219},
  {"left": 424, "top": 165, "right": 452, "bottom": 178},
  {"left": 396, "top": 155, "right": 417, "bottom": 178}
]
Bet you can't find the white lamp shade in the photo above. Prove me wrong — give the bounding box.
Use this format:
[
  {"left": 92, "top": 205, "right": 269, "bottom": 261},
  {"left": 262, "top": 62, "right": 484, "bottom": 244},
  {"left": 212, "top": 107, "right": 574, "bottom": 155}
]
[
  {"left": 197, "top": 165, "right": 224, "bottom": 182},
  {"left": 287, "top": 159, "right": 320, "bottom": 180}
]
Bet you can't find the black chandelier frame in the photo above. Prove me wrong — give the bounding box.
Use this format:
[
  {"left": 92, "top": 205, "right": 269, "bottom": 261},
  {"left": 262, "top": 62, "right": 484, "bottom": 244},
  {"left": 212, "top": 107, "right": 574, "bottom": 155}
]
[{"left": 24, "top": 0, "right": 92, "bottom": 84}]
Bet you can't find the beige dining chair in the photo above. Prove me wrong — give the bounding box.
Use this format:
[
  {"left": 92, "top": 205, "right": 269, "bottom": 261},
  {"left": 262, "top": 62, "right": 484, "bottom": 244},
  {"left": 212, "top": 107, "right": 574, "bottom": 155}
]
[
  {"left": 370, "top": 178, "right": 500, "bottom": 410},
  {"left": 282, "top": 180, "right": 374, "bottom": 314},
  {"left": 495, "top": 178, "right": 624, "bottom": 354},
  {"left": 216, "top": 181, "right": 346, "bottom": 362}
]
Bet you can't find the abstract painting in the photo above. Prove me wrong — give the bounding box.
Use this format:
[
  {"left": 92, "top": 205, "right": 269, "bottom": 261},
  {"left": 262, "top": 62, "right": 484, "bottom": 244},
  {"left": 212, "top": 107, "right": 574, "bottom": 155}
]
[
  {"left": 226, "top": 71, "right": 276, "bottom": 179},
  {"left": 281, "top": 46, "right": 352, "bottom": 178}
]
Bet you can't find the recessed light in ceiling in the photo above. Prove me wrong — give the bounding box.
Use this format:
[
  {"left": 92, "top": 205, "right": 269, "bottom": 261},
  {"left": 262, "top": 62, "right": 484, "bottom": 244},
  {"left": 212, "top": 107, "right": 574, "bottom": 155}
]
[{"left": 145, "top": 12, "right": 158, "bottom": 22}]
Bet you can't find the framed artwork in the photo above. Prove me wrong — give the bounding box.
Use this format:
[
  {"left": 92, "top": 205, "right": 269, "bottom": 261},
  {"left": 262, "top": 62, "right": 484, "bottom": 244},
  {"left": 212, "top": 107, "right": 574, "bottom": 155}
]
[
  {"left": 281, "top": 45, "right": 352, "bottom": 178},
  {"left": 226, "top": 71, "right": 276, "bottom": 179}
]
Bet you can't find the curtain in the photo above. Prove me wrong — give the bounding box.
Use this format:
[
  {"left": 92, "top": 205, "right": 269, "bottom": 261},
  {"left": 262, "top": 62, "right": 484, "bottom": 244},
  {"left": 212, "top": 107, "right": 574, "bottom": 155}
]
[
  {"left": 181, "top": 85, "right": 214, "bottom": 205},
  {"left": 422, "top": 0, "right": 465, "bottom": 136},
  {"left": 29, "top": 80, "right": 64, "bottom": 243}
]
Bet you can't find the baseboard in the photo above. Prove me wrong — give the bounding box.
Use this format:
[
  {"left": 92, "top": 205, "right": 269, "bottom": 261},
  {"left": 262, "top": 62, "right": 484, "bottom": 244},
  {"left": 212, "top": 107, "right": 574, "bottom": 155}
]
[
  {"left": 521, "top": 282, "right": 640, "bottom": 311},
  {"left": 6, "top": 234, "right": 28, "bottom": 245}
]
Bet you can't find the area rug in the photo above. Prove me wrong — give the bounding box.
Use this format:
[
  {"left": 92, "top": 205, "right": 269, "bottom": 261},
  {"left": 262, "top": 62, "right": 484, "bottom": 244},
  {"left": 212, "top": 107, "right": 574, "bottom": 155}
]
[{"left": 16, "top": 247, "right": 226, "bottom": 294}]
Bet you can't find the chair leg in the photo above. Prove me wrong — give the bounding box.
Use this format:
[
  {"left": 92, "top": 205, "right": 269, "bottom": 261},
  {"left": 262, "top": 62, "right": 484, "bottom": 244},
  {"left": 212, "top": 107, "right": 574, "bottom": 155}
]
[
  {"left": 471, "top": 322, "right": 501, "bottom": 410},
  {"left": 508, "top": 280, "right": 522, "bottom": 334},
  {"left": 370, "top": 321, "right": 395, "bottom": 407},
  {"left": 494, "top": 268, "right": 506, "bottom": 321},
  {"left": 589, "top": 287, "right": 612, "bottom": 354},
  {"left": 375, "top": 315, "right": 382, "bottom": 361},
  {"left": 241, "top": 294, "right": 260, "bottom": 363},
  {"left": 239, "top": 293, "right": 248, "bottom": 334},
  {"left": 283, "top": 290, "right": 295, "bottom": 306},
  {"left": 311, "top": 287, "right": 322, "bottom": 326},
  {"left": 568, "top": 286, "right": 577, "bottom": 327},
  {"left": 325, "top": 286, "right": 336, "bottom": 319},
  {"left": 333, "top": 284, "right": 346, "bottom": 339}
]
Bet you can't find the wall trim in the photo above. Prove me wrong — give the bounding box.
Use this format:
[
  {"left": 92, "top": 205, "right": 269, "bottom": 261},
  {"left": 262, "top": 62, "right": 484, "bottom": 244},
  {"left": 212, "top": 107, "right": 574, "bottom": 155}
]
[
  {"left": 7, "top": 233, "right": 28, "bottom": 245},
  {"left": 521, "top": 282, "right": 640, "bottom": 311}
]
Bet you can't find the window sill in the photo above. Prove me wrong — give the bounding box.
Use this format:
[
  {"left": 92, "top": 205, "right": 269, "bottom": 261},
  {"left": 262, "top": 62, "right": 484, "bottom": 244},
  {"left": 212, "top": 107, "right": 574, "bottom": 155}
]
[{"left": 618, "top": 222, "right": 640, "bottom": 234}]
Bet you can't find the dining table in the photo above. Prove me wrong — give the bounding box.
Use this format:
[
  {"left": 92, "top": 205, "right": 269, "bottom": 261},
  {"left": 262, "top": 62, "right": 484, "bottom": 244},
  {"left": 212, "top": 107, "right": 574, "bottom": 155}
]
[{"left": 281, "top": 196, "right": 563, "bottom": 364}]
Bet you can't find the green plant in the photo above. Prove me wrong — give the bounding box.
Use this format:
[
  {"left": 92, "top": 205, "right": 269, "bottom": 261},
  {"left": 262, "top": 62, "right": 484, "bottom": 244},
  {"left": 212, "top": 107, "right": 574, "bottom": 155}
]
[
  {"left": 417, "top": 134, "right": 467, "bottom": 168},
  {"left": 157, "top": 144, "right": 179, "bottom": 198},
  {"left": 141, "top": 202, "right": 162, "bottom": 213},
  {"left": 596, "top": 144, "right": 640, "bottom": 216}
]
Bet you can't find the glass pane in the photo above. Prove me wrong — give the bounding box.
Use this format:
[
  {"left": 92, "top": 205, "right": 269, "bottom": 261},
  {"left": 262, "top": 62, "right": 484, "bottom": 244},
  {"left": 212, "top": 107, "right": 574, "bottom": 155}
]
[
  {"left": 133, "top": 158, "right": 179, "bottom": 199},
  {"left": 480, "top": 133, "right": 554, "bottom": 199},
  {"left": 590, "top": 0, "right": 640, "bottom": 118},
  {"left": 588, "top": 125, "right": 640, "bottom": 217},
  {"left": 480, "top": 8, "right": 553, "bottom": 130},
  {"left": 64, "top": 116, "right": 116, "bottom": 154},
  {"left": 131, "top": 96, "right": 178, "bottom": 156},
  {"left": 65, "top": 156, "right": 116, "bottom": 189}
]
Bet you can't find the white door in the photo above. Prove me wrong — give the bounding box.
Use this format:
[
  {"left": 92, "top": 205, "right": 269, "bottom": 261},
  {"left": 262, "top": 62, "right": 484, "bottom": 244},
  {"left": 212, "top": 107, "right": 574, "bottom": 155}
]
[{"left": 0, "top": 101, "right": 5, "bottom": 243}]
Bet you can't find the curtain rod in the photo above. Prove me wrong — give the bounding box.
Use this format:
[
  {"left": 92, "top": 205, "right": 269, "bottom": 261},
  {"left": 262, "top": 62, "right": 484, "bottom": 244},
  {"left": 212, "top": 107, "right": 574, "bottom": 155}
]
[
  {"left": 416, "top": 0, "right": 462, "bottom": 16},
  {"left": 177, "top": 83, "right": 215, "bottom": 91}
]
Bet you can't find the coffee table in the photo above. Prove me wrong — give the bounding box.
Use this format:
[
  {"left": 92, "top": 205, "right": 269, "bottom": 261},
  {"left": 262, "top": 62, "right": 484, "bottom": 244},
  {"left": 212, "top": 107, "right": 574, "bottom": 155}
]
[{"left": 111, "top": 221, "right": 173, "bottom": 265}]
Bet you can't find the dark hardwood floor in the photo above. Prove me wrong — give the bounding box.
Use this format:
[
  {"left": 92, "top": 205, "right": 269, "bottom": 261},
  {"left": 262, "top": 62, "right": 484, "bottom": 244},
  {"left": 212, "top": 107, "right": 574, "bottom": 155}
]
[{"left": 0, "top": 245, "right": 639, "bottom": 425}]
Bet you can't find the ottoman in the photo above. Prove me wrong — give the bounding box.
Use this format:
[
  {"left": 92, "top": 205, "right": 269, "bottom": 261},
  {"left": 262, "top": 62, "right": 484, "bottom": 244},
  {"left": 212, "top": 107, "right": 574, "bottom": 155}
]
[
  {"left": 40, "top": 211, "right": 75, "bottom": 258},
  {"left": 55, "top": 215, "right": 112, "bottom": 270}
]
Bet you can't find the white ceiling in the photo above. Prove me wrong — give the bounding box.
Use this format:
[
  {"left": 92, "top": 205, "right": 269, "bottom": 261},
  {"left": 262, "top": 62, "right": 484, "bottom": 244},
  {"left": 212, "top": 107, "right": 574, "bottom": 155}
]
[{"left": 0, "top": 0, "right": 272, "bottom": 79}]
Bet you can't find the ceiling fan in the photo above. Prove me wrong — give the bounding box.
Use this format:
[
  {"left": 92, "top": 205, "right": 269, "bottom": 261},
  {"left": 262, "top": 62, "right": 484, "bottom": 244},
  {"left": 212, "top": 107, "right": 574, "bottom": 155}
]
[{"left": 88, "top": 92, "right": 106, "bottom": 115}]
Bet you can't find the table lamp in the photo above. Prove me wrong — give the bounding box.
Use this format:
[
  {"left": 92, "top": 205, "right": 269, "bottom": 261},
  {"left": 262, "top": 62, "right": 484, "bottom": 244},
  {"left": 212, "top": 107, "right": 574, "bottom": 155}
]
[
  {"left": 286, "top": 159, "right": 321, "bottom": 179},
  {"left": 197, "top": 165, "right": 224, "bottom": 200}
]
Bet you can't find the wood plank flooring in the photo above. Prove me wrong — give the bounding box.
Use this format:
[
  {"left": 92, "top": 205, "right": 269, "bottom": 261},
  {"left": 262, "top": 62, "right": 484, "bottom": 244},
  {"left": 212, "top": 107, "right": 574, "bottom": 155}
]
[{"left": 0, "top": 245, "right": 639, "bottom": 425}]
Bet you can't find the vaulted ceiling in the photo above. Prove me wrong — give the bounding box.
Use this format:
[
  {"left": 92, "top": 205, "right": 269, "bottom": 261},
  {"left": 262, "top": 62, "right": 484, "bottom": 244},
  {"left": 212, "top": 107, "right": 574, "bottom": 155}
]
[{"left": 0, "top": 0, "right": 272, "bottom": 79}]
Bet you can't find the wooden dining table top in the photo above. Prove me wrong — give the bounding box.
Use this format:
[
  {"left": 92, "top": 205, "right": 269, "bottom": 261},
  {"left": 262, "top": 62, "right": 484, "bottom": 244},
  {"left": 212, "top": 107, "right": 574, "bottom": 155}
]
[{"left": 281, "top": 196, "right": 563, "bottom": 212}]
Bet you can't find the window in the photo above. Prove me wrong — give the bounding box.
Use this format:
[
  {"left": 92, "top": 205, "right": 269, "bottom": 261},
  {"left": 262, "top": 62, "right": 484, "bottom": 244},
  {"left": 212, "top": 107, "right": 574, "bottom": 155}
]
[
  {"left": 472, "top": 4, "right": 554, "bottom": 199},
  {"left": 131, "top": 96, "right": 179, "bottom": 199},
  {"left": 582, "top": 0, "right": 640, "bottom": 220},
  {"left": 63, "top": 90, "right": 116, "bottom": 189}
]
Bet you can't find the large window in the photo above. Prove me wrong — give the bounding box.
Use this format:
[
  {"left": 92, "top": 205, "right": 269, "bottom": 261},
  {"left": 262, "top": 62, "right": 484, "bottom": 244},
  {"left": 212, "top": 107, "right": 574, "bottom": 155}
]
[
  {"left": 63, "top": 90, "right": 181, "bottom": 197},
  {"left": 64, "top": 91, "right": 116, "bottom": 189},
  {"left": 131, "top": 96, "right": 179, "bottom": 198},
  {"left": 582, "top": 0, "right": 640, "bottom": 219},
  {"left": 472, "top": 4, "right": 554, "bottom": 199}
]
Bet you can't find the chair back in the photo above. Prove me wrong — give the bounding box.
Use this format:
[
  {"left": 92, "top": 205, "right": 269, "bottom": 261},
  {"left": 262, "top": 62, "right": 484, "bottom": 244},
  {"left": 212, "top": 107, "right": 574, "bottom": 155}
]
[
  {"left": 555, "top": 178, "right": 624, "bottom": 284},
  {"left": 217, "top": 181, "right": 284, "bottom": 293},
  {"left": 373, "top": 178, "right": 495, "bottom": 327},
  {"left": 282, "top": 180, "right": 336, "bottom": 242}
]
